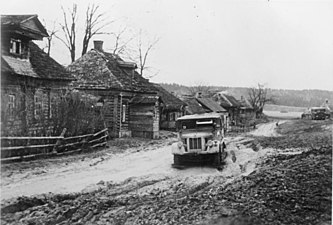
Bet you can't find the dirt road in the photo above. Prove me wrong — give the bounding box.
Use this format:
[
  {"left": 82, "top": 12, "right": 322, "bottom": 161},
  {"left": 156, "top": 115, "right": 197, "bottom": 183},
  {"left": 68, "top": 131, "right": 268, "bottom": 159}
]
[
  {"left": 1, "top": 122, "right": 280, "bottom": 202},
  {"left": 1, "top": 120, "right": 331, "bottom": 225}
]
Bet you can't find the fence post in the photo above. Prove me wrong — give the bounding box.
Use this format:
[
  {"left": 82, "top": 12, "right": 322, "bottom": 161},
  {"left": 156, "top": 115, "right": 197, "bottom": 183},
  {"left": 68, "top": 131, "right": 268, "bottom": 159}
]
[{"left": 52, "top": 128, "right": 67, "bottom": 154}]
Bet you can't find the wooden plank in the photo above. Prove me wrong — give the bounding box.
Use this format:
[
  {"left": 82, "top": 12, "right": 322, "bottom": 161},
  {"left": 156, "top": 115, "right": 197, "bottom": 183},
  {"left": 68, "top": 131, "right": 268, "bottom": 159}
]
[
  {"left": 130, "top": 126, "right": 154, "bottom": 132},
  {"left": 92, "top": 128, "right": 108, "bottom": 137},
  {"left": 130, "top": 112, "right": 154, "bottom": 116},
  {"left": 88, "top": 135, "right": 108, "bottom": 144},
  {"left": 0, "top": 153, "right": 51, "bottom": 162},
  {"left": 0, "top": 136, "right": 62, "bottom": 140},
  {"left": 130, "top": 121, "right": 153, "bottom": 125},
  {"left": 63, "top": 133, "right": 93, "bottom": 141},
  {"left": 91, "top": 141, "right": 107, "bottom": 148},
  {"left": 59, "top": 141, "right": 83, "bottom": 148},
  {"left": 1, "top": 144, "right": 56, "bottom": 151}
]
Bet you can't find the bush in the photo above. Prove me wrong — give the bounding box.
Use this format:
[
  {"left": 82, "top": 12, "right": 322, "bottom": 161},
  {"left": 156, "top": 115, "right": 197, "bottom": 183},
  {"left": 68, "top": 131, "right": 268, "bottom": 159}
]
[{"left": 51, "top": 90, "right": 105, "bottom": 136}]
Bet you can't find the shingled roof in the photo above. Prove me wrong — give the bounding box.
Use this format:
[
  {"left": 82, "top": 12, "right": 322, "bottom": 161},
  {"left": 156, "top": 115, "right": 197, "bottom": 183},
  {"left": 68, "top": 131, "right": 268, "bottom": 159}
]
[
  {"left": 216, "top": 92, "right": 242, "bottom": 108},
  {"left": 183, "top": 98, "right": 206, "bottom": 114},
  {"left": 67, "top": 49, "right": 157, "bottom": 93},
  {"left": 1, "top": 14, "right": 48, "bottom": 40},
  {"left": 1, "top": 42, "right": 74, "bottom": 81},
  {"left": 153, "top": 84, "right": 187, "bottom": 111},
  {"left": 196, "top": 97, "right": 227, "bottom": 113}
]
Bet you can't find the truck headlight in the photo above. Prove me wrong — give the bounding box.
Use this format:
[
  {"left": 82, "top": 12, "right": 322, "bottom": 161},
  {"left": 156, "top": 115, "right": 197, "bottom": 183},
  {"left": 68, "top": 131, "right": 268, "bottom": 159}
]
[{"left": 206, "top": 140, "right": 213, "bottom": 147}]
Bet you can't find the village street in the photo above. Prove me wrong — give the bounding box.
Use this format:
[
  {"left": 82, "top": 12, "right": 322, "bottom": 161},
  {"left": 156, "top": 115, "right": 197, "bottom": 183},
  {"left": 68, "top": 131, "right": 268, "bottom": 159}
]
[
  {"left": 1, "top": 122, "right": 279, "bottom": 201},
  {"left": 1, "top": 119, "right": 332, "bottom": 225}
]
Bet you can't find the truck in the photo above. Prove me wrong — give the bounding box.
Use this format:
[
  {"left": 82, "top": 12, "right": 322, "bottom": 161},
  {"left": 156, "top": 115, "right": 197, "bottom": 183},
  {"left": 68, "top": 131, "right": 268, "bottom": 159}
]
[
  {"left": 171, "top": 113, "right": 227, "bottom": 169},
  {"left": 310, "top": 107, "right": 330, "bottom": 120}
]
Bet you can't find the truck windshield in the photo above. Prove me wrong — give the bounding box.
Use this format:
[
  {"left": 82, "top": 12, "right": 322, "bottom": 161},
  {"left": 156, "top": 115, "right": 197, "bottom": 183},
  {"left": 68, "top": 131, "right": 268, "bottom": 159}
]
[
  {"left": 177, "top": 118, "right": 221, "bottom": 130},
  {"left": 312, "top": 109, "right": 326, "bottom": 113}
]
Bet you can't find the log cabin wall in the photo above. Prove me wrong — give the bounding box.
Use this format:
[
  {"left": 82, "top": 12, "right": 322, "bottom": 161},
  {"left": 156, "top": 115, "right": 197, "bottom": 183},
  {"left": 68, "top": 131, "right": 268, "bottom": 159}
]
[
  {"left": 129, "top": 103, "right": 159, "bottom": 139},
  {"left": 1, "top": 15, "right": 74, "bottom": 137},
  {"left": 1, "top": 83, "right": 67, "bottom": 137}
]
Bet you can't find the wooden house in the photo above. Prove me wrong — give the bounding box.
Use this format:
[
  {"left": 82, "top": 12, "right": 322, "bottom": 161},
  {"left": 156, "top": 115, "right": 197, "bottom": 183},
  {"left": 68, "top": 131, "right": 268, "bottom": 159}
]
[
  {"left": 1, "top": 15, "right": 74, "bottom": 136},
  {"left": 195, "top": 96, "right": 227, "bottom": 115},
  {"left": 183, "top": 98, "right": 206, "bottom": 115},
  {"left": 238, "top": 96, "right": 255, "bottom": 125},
  {"left": 214, "top": 92, "right": 242, "bottom": 125},
  {"left": 153, "top": 84, "right": 187, "bottom": 130},
  {"left": 67, "top": 41, "right": 160, "bottom": 139}
]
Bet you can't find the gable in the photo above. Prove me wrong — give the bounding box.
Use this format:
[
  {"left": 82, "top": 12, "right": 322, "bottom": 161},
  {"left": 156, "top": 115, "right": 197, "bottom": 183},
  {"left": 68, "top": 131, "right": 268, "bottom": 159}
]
[
  {"left": 21, "top": 18, "right": 47, "bottom": 36},
  {"left": 1, "top": 15, "right": 48, "bottom": 40}
]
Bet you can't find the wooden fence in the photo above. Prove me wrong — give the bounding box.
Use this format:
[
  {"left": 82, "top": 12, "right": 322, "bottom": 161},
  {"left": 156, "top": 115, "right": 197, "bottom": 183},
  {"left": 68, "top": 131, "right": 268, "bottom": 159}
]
[
  {"left": 0, "top": 128, "right": 108, "bottom": 162},
  {"left": 228, "top": 125, "right": 255, "bottom": 133}
]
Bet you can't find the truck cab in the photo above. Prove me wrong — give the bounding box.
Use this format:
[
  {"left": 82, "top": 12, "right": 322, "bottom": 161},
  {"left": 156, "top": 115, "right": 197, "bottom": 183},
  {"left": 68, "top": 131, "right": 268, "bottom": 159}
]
[
  {"left": 310, "top": 107, "right": 330, "bottom": 120},
  {"left": 171, "top": 113, "right": 227, "bottom": 168}
]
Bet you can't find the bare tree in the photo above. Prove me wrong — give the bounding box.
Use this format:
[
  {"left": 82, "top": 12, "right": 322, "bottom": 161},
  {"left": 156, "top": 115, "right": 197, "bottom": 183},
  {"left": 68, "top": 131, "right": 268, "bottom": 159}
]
[
  {"left": 248, "top": 83, "right": 274, "bottom": 118},
  {"left": 81, "top": 4, "right": 112, "bottom": 56},
  {"left": 110, "top": 27, "right": 134, "bottom": 55},
  {"left": 42, "top": 20, "right": 58, "bottom": 56},
  {"left": 136, "top": 31, "right": 159, "bottom": 78},
  {"left": 57, "top": 4, "right": 77, "bottom": 62}
]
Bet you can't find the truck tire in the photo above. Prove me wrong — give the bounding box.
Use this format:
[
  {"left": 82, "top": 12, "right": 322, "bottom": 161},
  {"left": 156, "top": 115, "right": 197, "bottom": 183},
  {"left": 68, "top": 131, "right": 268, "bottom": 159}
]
[{"left": 174, "top": 154, "right": 181, "bottom": 165}]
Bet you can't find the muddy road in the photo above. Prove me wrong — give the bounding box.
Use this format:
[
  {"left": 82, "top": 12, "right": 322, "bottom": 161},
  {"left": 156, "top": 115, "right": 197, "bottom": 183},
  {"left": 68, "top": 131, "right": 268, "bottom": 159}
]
[
  {"left": 1, "top": 122, "right": 277, "bottom": 201},
  {"left": 1, "top": 119, "right": 331, "bottom": 225}
]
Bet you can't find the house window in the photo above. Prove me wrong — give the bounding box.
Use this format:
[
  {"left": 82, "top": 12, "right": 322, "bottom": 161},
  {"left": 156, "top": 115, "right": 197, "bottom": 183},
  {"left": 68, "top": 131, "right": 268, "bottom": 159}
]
[
  {"left": 7, "top": 95, "right": 16, "bottom": 120},
  {"left": 34, "top": 95, "right": 43, "bottom": 119},
  {"left": 169, "top": 112, "right": 176, "bottom": 121},
  {"left": 122, "top": 104, "right": 126, "bottom": 123},
  {"left": 10, "top": 38, "right": 22, "bottom": 55},
  {"left": 48, "top": 92, "right": 52, "bottom": 118}
]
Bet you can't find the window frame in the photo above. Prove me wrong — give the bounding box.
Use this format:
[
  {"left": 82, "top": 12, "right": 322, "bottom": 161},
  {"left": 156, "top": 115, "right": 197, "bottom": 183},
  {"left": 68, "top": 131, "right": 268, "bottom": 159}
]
[
  {"left": 7, "top": 94, "right": 16, "bottom": 121},
  {"left": 10, "top": 38, "right": 22, "bottom": 55},
  {"left": 34, "top": 95, "right": 43, "bottom": 120},
  {"left": 122, "top": 104, "right": 127, "bottom": 123}
]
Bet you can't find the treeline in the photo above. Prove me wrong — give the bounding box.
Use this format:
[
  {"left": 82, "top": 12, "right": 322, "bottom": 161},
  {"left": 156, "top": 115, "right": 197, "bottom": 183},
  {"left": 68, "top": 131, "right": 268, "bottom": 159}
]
[{"left": 159, "top": 83, "right": 333, "bottom": 108}]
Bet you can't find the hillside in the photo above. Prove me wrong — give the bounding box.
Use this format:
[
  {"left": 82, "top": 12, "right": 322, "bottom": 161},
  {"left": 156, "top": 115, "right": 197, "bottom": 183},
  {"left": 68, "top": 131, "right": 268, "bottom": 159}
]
[{"left": 159, "top": 83, "right": 333, "bottom": 109}]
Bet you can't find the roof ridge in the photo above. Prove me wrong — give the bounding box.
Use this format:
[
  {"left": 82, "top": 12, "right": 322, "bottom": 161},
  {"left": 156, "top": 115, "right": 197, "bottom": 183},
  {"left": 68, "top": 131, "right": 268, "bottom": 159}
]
[
  {"left": 220, "top": 94, "right": 233, "bottom": 106},
  {"left": 93, "top": 49, "right": 124, "bottom": 88},
  {"left": 20, "top": 15, "right": 37, "bottom": 23}
]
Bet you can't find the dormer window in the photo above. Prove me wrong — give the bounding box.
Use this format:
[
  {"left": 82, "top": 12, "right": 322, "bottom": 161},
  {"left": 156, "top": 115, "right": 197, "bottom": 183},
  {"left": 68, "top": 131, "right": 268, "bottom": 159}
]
[{"left": 10, "top": 38, "right": 22, "bottom": 55}]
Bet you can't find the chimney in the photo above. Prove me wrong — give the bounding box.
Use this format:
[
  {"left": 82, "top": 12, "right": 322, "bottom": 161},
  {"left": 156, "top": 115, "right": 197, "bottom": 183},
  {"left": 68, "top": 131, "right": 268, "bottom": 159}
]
[{"left": 94, "top": 40, "right": 103, "bottom": 52}]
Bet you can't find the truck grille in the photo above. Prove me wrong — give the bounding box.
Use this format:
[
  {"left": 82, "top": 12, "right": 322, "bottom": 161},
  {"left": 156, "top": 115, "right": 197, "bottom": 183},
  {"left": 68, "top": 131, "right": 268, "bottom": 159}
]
[{"left": 188, "top": 138, "right": 202, "bottom": 150}]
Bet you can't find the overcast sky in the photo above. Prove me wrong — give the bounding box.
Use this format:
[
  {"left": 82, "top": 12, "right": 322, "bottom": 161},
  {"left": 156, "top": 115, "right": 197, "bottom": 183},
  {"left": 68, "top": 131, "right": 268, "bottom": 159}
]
[{"left": 2, "top": 0, "right": 333, "bottom": 91}]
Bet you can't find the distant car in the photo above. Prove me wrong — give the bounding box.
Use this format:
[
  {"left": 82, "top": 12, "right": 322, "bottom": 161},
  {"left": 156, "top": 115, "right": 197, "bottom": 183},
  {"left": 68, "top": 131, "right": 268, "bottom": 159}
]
[
  {"left": 171, "top": 113, "right": 227, "bottom": 169},
  {"left": 310, "top": 107, "right": 330, "bottom": 120}
]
